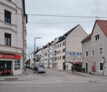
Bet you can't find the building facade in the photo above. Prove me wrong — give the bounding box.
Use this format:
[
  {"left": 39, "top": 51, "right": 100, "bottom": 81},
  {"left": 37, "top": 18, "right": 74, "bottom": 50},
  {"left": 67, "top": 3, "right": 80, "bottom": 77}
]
[
  {"left": 55, "top": 25, "right": 87, "bottom": 70},
  {"left": 0, "top": 0, "right": 27, "bottom": 76},
  {"left": 82, "top": 20, "right": 107, "bottom": 75}
]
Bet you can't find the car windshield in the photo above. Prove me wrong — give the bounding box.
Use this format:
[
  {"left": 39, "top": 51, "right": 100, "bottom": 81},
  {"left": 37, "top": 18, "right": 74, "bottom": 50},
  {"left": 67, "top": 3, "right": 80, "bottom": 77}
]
[{"left": 39, "top": 67, "right": 44, "bottom": 69}]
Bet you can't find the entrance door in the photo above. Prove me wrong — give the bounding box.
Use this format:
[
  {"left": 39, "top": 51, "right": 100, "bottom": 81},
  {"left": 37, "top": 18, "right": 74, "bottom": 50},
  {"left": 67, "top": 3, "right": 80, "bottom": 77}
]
[
  {"left": 0, "top": 61, "right": 12, "bottom": 76},
  {"left": 86, "top": 63, "right": 88, "bottom": 72}
]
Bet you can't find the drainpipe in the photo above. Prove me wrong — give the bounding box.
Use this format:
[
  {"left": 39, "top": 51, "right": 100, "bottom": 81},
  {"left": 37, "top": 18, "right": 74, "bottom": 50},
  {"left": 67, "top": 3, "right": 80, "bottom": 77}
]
[
  {"left": 65, "top": 37, "right": 67, "bottom": 70},
  {"left": 102, "top": 56, "right": 105, "bottom": 76},
  {"left": 22, "top": 11, "right": 25, "bottom": 71}
]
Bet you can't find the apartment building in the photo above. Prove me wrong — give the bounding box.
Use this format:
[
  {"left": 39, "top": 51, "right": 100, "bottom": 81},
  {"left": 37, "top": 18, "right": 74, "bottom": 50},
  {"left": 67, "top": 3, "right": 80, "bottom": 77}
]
[
  {"left": 0, "top": 0, "right": 27, "bottom": 75},
  {"left": 55, "top": 37, "right": 66, "bottom": 70},
  {"left": 55, "top": 25, "right": 87, "bottom": 70},
  {"left": 29, "top": 52, "right": 34, "bottom": 68},
  {"left": 82, "top": 20, "right": 107, "bottom": 75}
]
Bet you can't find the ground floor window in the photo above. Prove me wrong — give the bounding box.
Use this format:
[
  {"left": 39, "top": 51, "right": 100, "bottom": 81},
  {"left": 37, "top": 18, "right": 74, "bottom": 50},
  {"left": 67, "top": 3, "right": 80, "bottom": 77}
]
[
  {"left": 100, "top": 63, "right": 103, "bottom": 70},
  {"left": 15, "top": 60, "right": 20, "bottom": 70}
]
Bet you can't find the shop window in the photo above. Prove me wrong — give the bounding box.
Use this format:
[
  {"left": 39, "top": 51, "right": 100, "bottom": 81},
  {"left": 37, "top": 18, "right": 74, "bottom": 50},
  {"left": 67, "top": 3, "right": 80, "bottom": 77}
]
[{"left": 15, "top": 60, "right": 20, "bottom": 70}]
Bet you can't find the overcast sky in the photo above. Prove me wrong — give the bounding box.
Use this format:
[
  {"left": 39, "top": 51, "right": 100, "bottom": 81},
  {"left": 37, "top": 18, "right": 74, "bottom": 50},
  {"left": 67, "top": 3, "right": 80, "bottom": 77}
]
[{"left": 25, "top": 0, "right": 107, "bottom": 56}]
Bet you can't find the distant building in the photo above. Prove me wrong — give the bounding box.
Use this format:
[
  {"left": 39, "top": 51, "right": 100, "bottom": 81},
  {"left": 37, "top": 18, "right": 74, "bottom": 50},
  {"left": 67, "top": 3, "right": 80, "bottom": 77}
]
[
  {"left": 55, "top": 25, "right": 87, "bottom": 70},
  {"left": 82, "top": 20, "right": 107, "bottom": 75},
  {"left": 29, "top": 52, "right": 34, "bottom": 68},
  {"left": 0, "top": 0, "right": 27, "bottom": 76}
]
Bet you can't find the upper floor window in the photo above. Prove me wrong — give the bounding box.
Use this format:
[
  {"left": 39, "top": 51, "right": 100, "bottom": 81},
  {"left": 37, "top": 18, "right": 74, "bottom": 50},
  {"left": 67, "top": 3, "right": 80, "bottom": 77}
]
[
  {"left": 63, "top": 48, "right": 66, "bottom": 52},
  {"left": 63, "top": 41, "right": 65, "bottom": 46},
  {"left": 95, "top": 34, "right": 99, "bottom": 40},
  {"left": 92, "top": 50, "right": 94, "bottom": 56},
  {"left": 99, "top": 48, "right": 103, "bottom": 55},
  {"left": 63, "top": 55, "right": 65, "bottom": 59},
  {"left": 60, "top": 43, "right": 61, "bottom": 47},
  {"left": 5, "top": 33, "right": 11, "bottom": 46},
  {"left": 86, "top": 51, "right": 88, "bottom": 56},
  {"left": 4, "top": 10, "right": 11, "bottom": 23},
  {"left": 8, "top": 0, "right": 11, "bottom": 1}
]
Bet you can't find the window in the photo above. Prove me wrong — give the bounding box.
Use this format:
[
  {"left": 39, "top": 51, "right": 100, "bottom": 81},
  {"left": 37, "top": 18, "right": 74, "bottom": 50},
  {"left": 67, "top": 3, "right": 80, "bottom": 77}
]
[
  {"left": 63, "top": 48, "right": 66, "bottom": 52},
  {"left": 4, "top": 10, "right": 11, "bottom": 23},
  {"left": 92, "top": 50, "right": 94, "bottom": 56},
  {"left": 8, "top": 0, "right": 11, "bottom": 1},
  {"left": 60, "top": 44, "right": 61, "bottom": 47},
  {"left": 100, "top": 63, "right": 103, "bottom": 70},
  {"left": 95, "top": 34, "right": 99, "bottom": 40},
  {"left": 86, "top": 51, "right": 88, "bottom": 56},
  {"left": 5, "top": 33, "right": 11, "bottom": 46},
  {"left": 63, "top": 56, "right": 65, "bottom": 59},
  {"left": 63, "top": 41, "right": 65, "bottom": 46},
  {"left": 15, "top": 60, "right": 20, "bottom": 70},
  {"left": 99, "top": 48, "right": 103, "bottom": 55},
  {"left": 60, "top": 56, "right": 61, "bottom": 60}
]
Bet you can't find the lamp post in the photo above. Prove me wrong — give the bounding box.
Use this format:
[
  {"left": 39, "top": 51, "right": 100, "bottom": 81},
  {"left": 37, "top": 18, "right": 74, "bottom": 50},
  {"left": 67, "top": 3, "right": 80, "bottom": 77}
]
[{"left": 34, "top": 37, "right": 42, "bottom": 72}]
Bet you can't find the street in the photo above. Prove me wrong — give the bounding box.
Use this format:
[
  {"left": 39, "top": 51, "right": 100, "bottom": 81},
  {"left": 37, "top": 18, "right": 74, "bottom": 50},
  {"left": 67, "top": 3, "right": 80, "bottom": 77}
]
[{"left": 0, "top": 69, "right": 107, "bottom": 92}]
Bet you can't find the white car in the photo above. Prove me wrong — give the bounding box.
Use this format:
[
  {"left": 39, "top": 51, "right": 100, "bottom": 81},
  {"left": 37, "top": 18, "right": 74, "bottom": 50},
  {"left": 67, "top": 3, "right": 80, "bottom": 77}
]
[{"left": 37, "top": 66, "right": 46, "bottom": 73}]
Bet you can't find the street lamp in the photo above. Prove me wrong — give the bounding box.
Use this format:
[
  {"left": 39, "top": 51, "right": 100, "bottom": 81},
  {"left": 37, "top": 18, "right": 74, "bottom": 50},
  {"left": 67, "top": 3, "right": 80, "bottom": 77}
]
[{"left": 34, "top": 37, "right": 42, "bottom": 72}]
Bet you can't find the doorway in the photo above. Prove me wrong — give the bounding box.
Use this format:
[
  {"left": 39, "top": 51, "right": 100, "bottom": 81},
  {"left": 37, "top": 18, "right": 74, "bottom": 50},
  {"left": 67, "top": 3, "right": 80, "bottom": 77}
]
[{"left": 86, "top": 63, "right": 88, "bottom": 72}]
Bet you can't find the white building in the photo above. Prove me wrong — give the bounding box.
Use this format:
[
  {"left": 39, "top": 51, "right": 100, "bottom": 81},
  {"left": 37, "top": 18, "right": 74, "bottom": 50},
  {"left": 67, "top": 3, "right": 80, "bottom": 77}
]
[
  {"left": 0, "top": 0, "right": 27, "bottom": 76},
  {"left": 82, "top": 20, "right": 107, "bottom": 75},
  {"left": 55, "top": 25, "right": 87, "bottom": 70},
  {"left": 29, "top": 52, "right": 34, "bottom": 68}
]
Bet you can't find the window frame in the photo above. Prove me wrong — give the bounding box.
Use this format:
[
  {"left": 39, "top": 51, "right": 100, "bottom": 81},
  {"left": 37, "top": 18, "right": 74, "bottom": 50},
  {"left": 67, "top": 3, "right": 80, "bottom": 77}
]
[
  {"left": 4, "top": 10, "right": 11, "bottom": 23},
  {"left": 5, "top": 33, "right": 11, "bottom": 46}
]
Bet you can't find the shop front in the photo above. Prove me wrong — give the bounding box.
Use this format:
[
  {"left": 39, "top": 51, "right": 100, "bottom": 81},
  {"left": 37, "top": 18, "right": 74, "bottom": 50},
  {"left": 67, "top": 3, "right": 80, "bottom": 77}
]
[{"left": 0, "top": 53, "right": 21, "bottom": 76}]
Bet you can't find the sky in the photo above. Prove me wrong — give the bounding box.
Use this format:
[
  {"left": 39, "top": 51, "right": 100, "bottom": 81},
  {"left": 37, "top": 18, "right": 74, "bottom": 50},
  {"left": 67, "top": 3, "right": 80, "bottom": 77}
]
[{"left": 25, "top": 0, "right": 107, "bottom": 56}]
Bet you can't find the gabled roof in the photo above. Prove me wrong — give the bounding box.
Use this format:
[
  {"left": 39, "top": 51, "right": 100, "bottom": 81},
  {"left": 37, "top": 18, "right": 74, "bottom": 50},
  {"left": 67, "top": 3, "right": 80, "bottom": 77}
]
[
  {"left": 63, "top": 25, "right": 79, "bottom": 38},
  {"left": 56, "top": 24, "right": 79, "bottom": 44},
  {"left": 81, "top": 34, "right": 91, "bottom": 43},
  {"left": 82, "top": 20, "right": 107, "bottom": 43},
  {"left": 97, "top": 20, "right": 107, "bottom": 36}
]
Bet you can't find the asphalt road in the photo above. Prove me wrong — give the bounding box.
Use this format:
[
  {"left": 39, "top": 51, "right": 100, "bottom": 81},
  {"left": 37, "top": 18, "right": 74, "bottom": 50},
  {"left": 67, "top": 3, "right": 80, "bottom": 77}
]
[{"left": 0, "top": 69, "right": 107, "bottom": 92}]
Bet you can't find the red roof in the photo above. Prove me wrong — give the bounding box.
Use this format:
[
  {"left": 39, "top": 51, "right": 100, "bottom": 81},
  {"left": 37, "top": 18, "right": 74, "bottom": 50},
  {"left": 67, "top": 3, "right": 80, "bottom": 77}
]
[
  {"left": 82, "top": 20, "right": 107, "bottom": 43},
  {"left": 97, "top": 20, "right": 107, "bottom": 36},
  {"left": 81, "top": 34, "right": 91, "bottom": 43}
]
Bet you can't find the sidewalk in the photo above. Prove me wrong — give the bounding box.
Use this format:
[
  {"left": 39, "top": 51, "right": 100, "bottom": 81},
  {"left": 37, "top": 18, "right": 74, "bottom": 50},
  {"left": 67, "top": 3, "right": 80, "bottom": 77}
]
[
  {"left": 0, "top": 68, "right": 36, "bottom": 81},
  {"left": 48, "top": 68, "right": 92, "bottom": 77}
]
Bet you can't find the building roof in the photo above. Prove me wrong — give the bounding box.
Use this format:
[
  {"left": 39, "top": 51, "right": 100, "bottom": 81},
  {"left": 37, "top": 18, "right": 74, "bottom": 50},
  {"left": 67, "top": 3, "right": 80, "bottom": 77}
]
[
  {"left": 56, "top": 24, "right": 79, "bottom": 44},
  {"left": 63, "top": 25, "right": 79, "bottom": 38},
  {"left": 81, "top": 34, "right": 91, "bottom": 43},
  {"left": 82, "top": 20, "right": 107, "bottom": 43},
  {"left": 97, "top": 20, "right": 107, "bottom": 36}
]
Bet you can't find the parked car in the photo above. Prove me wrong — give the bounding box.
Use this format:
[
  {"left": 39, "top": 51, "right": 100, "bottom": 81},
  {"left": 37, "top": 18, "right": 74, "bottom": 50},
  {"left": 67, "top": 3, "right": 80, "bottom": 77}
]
[
  {"left": 37, "top": 66, "right": 46, "bottom": 73},
  {"left": 33, "top": 63, "right": 40, "bottom": 71}
]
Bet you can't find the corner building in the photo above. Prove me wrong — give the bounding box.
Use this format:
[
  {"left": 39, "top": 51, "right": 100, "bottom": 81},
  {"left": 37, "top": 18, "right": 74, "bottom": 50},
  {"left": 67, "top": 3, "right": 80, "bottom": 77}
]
[{"left": 0, "top": 0, "right": 27, "bottom": 76}]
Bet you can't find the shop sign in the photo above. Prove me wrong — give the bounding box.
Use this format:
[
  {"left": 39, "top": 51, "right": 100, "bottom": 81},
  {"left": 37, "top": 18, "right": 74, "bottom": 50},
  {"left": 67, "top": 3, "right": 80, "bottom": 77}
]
[{"left": 0, "top": 54, "right": 21, "bottom": 59}]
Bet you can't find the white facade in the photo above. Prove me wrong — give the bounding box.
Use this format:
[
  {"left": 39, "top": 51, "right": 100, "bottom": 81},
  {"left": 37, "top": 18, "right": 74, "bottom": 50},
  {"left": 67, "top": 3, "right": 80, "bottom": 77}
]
[
  {"left": 0, "top": 0, "right": 27, "bottom": 75},
  {"left": 55, "top": 25, "right": 87, "bottom": 70},
  {"left": 29, "top": 52, "right": 34, "bottom": 68},
  {"left": 82, "top": 20, "right": 107, "bottom": 75}
]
